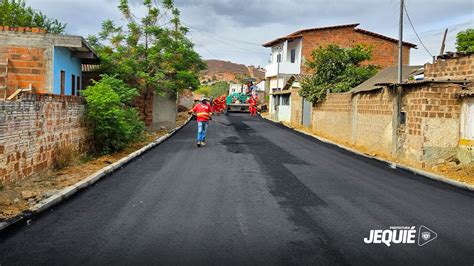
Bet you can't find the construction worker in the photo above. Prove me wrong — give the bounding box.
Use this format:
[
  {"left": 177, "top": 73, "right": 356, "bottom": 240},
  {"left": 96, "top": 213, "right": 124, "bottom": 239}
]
[
  {"left": 190, "top": 97, "right": 212, "bottom": 147},
  {"left": 248, "top": 94, "right": 258, "bottom": 117},
  {"left": 212, "top": 96, "right": 220, "bottom": 115},
  {"left": 219, "top": 94, "right": 227, "bottom": 114}
]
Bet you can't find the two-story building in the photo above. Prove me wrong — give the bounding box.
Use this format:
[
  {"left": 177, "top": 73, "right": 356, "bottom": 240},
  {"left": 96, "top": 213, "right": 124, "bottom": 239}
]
[
  {"left": 262, "top": 23, "right": 417, "bottom": 122},
  {"left": 0, "top": 26, "right": 99, "bottom": 99}
]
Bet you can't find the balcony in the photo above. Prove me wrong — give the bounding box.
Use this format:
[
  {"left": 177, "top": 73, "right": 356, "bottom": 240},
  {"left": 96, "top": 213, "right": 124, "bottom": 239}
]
[{"left": 265, "top": 62, "right": 300, "bottom": 78}]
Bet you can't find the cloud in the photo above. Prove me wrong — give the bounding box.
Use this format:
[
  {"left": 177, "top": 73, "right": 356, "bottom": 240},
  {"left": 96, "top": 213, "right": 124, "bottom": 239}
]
[{"left": 24, "top": 0, "right": 474, "bottom": 66}]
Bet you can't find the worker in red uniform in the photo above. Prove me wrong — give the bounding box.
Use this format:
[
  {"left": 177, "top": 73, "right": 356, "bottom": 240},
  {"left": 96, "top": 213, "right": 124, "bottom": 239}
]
[
  {"left": 248, "top": 94, "right": 258, "bottom": 117},
  {"left": 218, "top": 94, "right": 226, "bottom": 114},
  {"left": 191, "top": 97, "right": 212, "bottom": 147},
  {"left": 212, "top": 97, "right": 220, "bottom": 115}
]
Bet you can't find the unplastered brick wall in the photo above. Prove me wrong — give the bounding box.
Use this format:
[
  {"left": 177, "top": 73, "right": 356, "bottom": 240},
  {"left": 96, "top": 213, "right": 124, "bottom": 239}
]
[
  {"left": 0, "top": 93, "right": 89, "bottom": 184},
  {"left": 133, "top": 89, "right": 154, "bottom": 127},
  {"left": 0, "top": 26, "right": 48, "bottom": 96},
  {"left": 401, "top": 83, "right": 462, "bottom": 164},
  {"left": 0, "top": 46, "right": 47, "bottom": 95},
  {"left": 312, "top": 92, "right": 352, "bottom": 141},
  {"left": 353, "top": 88, "right": 395, "bottom": 155},
  {"left": 425, "top": 53, "right": 474, "bottom": 81},
  {"left": 301, "top": 27, "right": 411, "bottom": 73}
]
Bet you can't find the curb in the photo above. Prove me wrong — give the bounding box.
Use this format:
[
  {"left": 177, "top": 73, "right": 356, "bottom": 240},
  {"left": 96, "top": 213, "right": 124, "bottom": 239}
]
[
  {"left": 0, "top": 116, "right": 193, "bottom": 231},
  {"left": 262, "top": 116, "right": 474, "bottom": 192}
]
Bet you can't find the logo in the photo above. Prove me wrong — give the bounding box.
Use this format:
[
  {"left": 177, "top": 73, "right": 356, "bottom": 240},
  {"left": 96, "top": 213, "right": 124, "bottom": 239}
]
[{"left": 364, "top": 225, "right": 437, "bottom": 247}]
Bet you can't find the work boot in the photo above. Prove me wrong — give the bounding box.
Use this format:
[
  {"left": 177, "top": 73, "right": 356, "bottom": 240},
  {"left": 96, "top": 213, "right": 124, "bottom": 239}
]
[
  {"left": 197, "top": 141, "right": 201, "bottom": 147},
  {"left": 201, "top": 141, "right": 206, "bottom": 146}
]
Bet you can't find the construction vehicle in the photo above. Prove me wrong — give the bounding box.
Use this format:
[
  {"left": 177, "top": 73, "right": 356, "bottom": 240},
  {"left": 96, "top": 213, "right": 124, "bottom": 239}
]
[{"left": 225, "top": 78, "right": 256, "bottom": 113}]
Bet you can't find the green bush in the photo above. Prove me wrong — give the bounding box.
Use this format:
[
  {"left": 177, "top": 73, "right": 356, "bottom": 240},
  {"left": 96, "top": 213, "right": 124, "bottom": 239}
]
[{"left": 83, "top": 75, "right": 144, "bottom": 155}]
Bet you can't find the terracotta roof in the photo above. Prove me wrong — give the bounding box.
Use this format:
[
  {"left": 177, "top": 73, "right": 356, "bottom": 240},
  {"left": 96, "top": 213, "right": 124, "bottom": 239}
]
[{"left": 262, "top": 23, "right": 417, "bottom": 48}]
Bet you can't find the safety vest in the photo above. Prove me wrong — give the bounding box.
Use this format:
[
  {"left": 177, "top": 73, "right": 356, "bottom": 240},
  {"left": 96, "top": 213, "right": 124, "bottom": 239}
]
[{"left": 193, "top": 103, "right": 211, "bottom": 122}]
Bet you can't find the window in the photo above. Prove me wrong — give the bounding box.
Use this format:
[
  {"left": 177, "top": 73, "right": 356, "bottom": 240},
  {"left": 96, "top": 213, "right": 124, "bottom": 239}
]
[
  {"left": 281, "top": 94, "right": 290, "bottom": 106},
  {"left": 290, "top": 49, "right": 296, "bottom": 63},
  {"left": 60, "top": 71, "right": 65, "bottom": 95},
  {"left": 276, "top": 53, "right": 281, "bottom": 63},
  {"left": 71, "top": 74, "right": 76, "bottom": 96},
  {"left": 76, "top": 76, "right": 81, "bottom": 95}
]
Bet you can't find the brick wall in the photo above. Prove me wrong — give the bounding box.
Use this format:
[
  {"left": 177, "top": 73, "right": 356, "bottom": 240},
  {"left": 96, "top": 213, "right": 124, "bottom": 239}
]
[
  {"left": 312, "top": 92, "right": 352, "bottom": 141},
  {"left": 133, "top": 89, "right": 154, "bottom": 127},
  {"left": 0, "top": 93, "right": 88, "bottom": 184},
  {"left": 0, "top": 47, "right": 47, "bottom": 95},
  {"left": 301, "top": 27, "right": 411, "bottom": 73},
  {"left": 425, "top": 53, "right": 474, "bottom": 81},
  {"left": 0, "top": 26, "right": 48, "bottom": 96},
  {"left": 401, "top": 84, "right": 462, "bottom": 163},
  {"left": 353, "top": 89, "right": 395, "bottom": 156}
]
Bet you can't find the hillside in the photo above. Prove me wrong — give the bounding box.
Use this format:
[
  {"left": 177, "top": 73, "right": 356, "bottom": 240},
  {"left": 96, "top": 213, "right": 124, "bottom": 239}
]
[{"left": 201, "top": 60, "right": 265, "bottom": 84}]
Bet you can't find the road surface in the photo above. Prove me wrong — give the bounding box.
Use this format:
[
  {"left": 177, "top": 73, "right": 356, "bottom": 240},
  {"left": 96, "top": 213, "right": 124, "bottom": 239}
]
[{"left": 1, "top": 114, "right": 473, "bottom": 265}]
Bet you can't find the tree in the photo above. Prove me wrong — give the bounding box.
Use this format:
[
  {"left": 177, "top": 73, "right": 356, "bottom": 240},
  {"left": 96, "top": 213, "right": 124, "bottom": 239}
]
[
  {"left": 82, "top": 75, "right": 144, "bottom": 154},
  {"left": 0, "top": 0, "right": 66, "bottom": 33},
  {"left": 299, "top": 44, "right": 378, "bottom": 103},
  {"left": 209, "top": 81, "right": 229, "bottom": 97},
  {"left": 456, "top": 28, "right": 474, "bottom": 53},
  {"left": 89, "top": 0, "right": 206, "bottom": 96}
]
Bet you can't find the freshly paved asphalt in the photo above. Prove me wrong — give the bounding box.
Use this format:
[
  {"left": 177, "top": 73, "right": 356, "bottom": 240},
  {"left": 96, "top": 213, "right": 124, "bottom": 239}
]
[{"left": 0, "top": 113, "right": 473, "bottom": 265}]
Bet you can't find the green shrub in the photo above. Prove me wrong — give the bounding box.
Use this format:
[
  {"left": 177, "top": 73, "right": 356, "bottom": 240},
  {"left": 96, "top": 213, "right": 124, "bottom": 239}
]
[{"left": 83, "top": 75, "right": 144, "bottom": 155}]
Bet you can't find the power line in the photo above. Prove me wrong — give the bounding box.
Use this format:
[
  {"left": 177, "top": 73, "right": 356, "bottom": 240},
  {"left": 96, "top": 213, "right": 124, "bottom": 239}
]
[
  {"left": 188, "top": 28, "right": 269, "bottom": 55},
  {"left": 188, "top": 32, "right": 220, "bottom": 59},
  {"left": 182, "top": 22, "right": 263, "bottom": 47},
  {"left": 403, "top": 3, "right": 434, "bottom": 57}
]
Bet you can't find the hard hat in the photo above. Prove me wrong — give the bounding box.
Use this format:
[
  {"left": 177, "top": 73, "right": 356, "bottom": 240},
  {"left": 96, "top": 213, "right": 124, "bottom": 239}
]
[{"left": 200, "top": 96, "right": 209, "bottom": 102}]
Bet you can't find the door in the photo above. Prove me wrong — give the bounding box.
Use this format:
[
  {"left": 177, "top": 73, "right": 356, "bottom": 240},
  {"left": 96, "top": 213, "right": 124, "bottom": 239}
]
[{"left": 302, "top": 97, "right": 311, "bottom": 127}]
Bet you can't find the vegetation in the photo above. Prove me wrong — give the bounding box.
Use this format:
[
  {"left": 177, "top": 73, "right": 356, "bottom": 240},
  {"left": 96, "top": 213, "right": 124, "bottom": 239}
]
[
  {"left": 456, "top": 28, "right": 474, "bottom": 53},
  {"left": 83, "top": 75, "right": 144, "bottom": 155},
  {"left": 88, "top": 0, "right": 206, "bottom": 96},
  {"left": 0, "top": 0, "right": 66, "bottom": 33},
  {"left": 195, "top": 81, "right": 229, "bottom": 98},
  {"left": 300, "top": 44, "right": 378, "bottom": 103}
]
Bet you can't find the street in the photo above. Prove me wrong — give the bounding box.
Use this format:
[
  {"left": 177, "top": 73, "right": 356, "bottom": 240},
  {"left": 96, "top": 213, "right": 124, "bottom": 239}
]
[{"left": 0, "top": 113, "right": 473, "bottom": 265}]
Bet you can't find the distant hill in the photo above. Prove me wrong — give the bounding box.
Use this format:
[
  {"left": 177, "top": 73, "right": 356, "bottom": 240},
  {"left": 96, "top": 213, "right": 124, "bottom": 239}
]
[{"left": 201, "top": 60, "right": 265, "bottom": 84}]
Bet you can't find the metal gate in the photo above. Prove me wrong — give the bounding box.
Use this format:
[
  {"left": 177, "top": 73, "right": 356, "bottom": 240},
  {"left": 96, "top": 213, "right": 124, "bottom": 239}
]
[{"left": 302, "top": 98, "right": 311, "bottom": 127}]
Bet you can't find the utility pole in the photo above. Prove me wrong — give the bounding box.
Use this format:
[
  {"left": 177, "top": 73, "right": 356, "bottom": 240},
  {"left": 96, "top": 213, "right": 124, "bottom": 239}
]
[
  {"left": 439, "top": 28, "right": 448, "bottom": 56},
  {"left": 398, "top": 0, "right": 404, "bottom": 84}
]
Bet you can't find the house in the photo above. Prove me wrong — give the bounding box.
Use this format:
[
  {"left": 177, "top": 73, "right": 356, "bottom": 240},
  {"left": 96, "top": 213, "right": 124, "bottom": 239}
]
[
  {"left": 262, "top": 23, "right": 417, "bottom": 122},
  {"left": 0, "top": 26, "right": 99, "bottom": 99}
]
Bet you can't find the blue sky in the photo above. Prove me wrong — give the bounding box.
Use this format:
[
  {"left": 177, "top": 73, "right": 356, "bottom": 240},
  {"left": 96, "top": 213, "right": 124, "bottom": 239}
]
[{"left": 27, "top": 0, "right": 473, "bottom": 67}]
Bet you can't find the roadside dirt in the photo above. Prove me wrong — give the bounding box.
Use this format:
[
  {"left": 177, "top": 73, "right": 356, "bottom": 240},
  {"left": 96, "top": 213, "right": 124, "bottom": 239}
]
[
  {"left": 279, "top": 119, "right": 474, "bottom": 186},
  {"left": 0, "top": 112, "right": 191, "bottom": 220}
]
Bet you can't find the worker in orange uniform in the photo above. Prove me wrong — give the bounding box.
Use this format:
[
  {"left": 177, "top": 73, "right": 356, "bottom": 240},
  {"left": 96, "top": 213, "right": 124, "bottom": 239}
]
[
  {"left": 221, "top": 95, "right": 227, "bottom": 114},
  {"left": 191, "top": 97, "right": 212, "bottom": 147},
  {"left": 248, "top": 94, "right": 258, "bottom": 117},
  {"left": 212, "top": 96, "right": 220, "bottom": 115},
  {"left": 218, "top": 95, "right": 226, "bottom": 114}
]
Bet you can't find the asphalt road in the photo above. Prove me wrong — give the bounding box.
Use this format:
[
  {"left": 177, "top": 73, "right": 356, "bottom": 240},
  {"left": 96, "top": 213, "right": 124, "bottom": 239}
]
[{"left": 1, "top": 113, "right": 473, "bottom": 265}]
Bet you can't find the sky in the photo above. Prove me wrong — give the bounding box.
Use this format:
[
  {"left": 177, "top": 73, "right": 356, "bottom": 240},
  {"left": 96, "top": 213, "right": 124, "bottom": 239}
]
[{"left": 26, "top": 0, "right": 474, "bottom": 67}]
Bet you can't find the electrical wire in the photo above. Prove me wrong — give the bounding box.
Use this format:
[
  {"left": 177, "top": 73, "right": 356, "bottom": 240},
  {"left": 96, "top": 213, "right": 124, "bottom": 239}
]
[
  {"left": 188, "top": 32, "right": 220, "bottom": 59},
  {"left": 403, "top": 3, "right": 434, "bottom": 57},
  {"left": 187, "top": 28, "right": 269, "bottom": 55},
  {"left": 182, "top": 22, "right": 263, "bottom": 47}
]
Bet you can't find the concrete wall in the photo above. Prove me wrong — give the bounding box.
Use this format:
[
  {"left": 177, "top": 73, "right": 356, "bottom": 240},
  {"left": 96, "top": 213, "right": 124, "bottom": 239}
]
[
  {"left": 152, "top": 92, "right": 177, "bottom": 130},
  {"left": 0, "top": 93, "right": 89, "bottom": 184},
  {"left": 53, "top": 47, "right": 82, "bottom": 95}
]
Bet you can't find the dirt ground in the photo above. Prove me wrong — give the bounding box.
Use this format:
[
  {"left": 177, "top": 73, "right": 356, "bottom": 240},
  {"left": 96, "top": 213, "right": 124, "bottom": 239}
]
[
  {"left": 0, "top": 112, "right": 191, "bottom": 220},
  {"left": 277, "top": 118, "right": 474, "bottom": 186}
]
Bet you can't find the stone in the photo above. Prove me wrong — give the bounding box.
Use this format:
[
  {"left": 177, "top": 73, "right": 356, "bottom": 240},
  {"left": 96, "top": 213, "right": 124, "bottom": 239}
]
[
  {"left": 20, "top": 190, "right": 36, "bottom": 200},
  {"left": 0, "top": 190, "right": 21, "bottom": 206}
]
